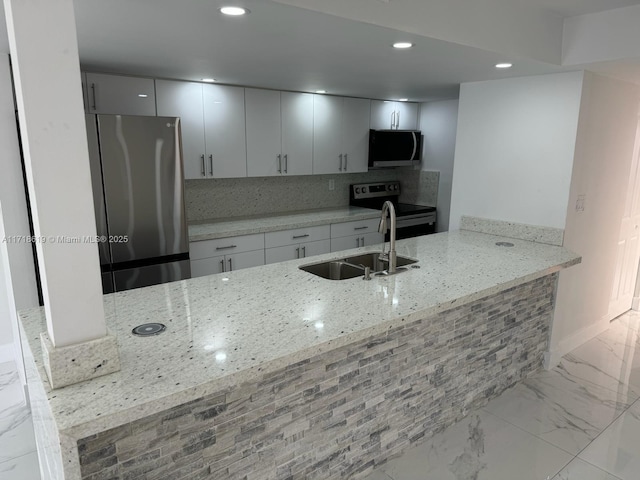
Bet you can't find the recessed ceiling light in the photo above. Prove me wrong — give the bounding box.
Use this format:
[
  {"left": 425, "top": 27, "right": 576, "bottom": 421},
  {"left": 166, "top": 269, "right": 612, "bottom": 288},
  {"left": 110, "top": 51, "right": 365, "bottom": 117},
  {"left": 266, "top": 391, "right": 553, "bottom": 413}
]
[
  {"left": 393, "top": 42, "right": 413, "bottom": 49},
  {"left": 315, "top": 90, "right": 327, "bottom": 94},
  {"left": 220, "top": 6, "right": 248, "bottom": 16},
  {"left": 398, "top": 98, "right": 408, "bottom": 102},
  {"left": 137, "top": 94, "right": 148, "bottom": 98},
  {"left": 202, "top": 78, "right": 216, "bottom": 83},
  {"left": 495, "top": 63, "right": 513, "bottom": 69}
]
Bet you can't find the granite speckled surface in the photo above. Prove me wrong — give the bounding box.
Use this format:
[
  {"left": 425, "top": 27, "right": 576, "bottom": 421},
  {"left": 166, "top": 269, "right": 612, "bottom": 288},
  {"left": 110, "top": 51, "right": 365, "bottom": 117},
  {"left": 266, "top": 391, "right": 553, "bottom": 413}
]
[
  {"left": 460, "top": 216, "right": 565, "bottom": 246},
  {"left": 188, "top": 206, "right": 381, "bottom": 241},
  {"left": 19, "top": 231, "right": 580, "bottom": 446}
]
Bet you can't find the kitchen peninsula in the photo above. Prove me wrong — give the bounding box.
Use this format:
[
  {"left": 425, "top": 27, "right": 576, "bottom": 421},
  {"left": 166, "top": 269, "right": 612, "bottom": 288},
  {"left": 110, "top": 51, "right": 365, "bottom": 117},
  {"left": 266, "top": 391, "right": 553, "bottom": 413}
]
[{"left": 19, "top": 230, "right": 580, "bottom": 480}]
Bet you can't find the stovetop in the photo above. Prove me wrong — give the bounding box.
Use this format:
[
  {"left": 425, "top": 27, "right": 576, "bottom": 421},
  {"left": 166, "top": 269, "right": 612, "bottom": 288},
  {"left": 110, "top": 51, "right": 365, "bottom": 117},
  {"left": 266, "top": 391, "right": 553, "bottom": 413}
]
[{"left": 349, "top": 181, "right": 435, "bottom": 217}]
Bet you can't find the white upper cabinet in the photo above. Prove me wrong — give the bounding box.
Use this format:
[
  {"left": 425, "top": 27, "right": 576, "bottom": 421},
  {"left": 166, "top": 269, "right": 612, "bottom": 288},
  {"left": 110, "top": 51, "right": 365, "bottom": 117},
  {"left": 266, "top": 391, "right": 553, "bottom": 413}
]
[
  {"left": 203, "top": 84, "right": 247, "bottom": 178},
  {"left": 370, "top": 100, "right": 419, "bottom": 130},
  {"left": 246, "top": 89, "right": 313, "bottom": 177},
  {"left": 85, "top": 73, "right": 156, "bottom": 116},
  {"left": 313, "top": 95, "right": 370, "bottom": 174},
  {"left": 157, "top": 80, "right": 247, "bottom": 179},
  {"left": 281, "top": 92, "right": 313, "bottom": 176},
  {"left": 156, "top": 80, "right": 206, "bottom": 180},
  {"left": 246, "top": 89, "right": 282, "bottom": 177}
]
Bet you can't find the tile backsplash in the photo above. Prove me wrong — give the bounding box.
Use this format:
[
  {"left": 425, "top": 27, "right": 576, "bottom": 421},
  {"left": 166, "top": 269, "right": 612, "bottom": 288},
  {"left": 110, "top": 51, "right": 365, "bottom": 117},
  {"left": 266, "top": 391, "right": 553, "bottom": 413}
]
[{"left": 185, "top": 169, "right": 439, "bottom": 221}]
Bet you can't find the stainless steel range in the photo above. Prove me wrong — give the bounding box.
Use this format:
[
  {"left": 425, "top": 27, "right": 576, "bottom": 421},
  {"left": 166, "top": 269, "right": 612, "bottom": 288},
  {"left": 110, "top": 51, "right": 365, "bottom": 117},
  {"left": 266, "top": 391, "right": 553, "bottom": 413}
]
[{"left": 350, "top": 181, "right": 436, "bottom": 239}]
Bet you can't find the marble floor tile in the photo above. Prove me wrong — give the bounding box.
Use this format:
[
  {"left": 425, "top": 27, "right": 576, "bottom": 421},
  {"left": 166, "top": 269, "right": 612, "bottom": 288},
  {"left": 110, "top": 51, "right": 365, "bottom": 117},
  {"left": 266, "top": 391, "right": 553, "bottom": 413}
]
[
  {"left": 0, "top": 362, "right": 26, "bottom": 420},
  {"left": 0, "top": 409, "right": 37, "bottom": 463},
  {"left": 0, "top": 451, "right": 42, "bottom": 480},
  {"left": 578, "top": 399, "right": 640, "bottom": 480},
  {"left": 374, "top": 410, "right": 573, "bottom": 480},
  {"left": 556, "top": 333, "right": 640, "bottom": 394},
  {"left": 482, "top": 369, "right": 636, "bottom": 455},
  {"left": 552, "top": 457, "right": 623, "bottom": 480}
]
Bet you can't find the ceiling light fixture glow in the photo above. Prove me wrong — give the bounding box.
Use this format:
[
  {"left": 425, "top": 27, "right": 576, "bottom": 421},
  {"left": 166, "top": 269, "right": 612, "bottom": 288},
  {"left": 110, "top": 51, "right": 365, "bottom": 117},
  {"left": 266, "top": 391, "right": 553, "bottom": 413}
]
[
  {"left": 202, "top": 78, "right": 216, "bottom": 83},
  {"left": 393, "top": 42, "right": 413, "bottom": 49},
  {"left": 137, "top": 94, "right": 148, "bottom": 98},
  {"left": 495, "top": 63, "right": 513, "bottom": 69},
  {"left": 220, "top": 6, "right": 248, "bottom": 16},
  {"left": 398, "top": 98, "right": 408, "bottom": 102},
  {"left": 315, "top": 90, "right": 327, "bottom": 94}
]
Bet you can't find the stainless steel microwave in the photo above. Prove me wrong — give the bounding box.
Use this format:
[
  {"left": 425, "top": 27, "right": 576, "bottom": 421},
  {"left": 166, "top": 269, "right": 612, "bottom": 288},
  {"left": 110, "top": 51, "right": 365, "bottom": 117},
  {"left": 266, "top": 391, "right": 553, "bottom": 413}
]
[{"left": 368, "top": 129, "right": 422, "bottom": 168}]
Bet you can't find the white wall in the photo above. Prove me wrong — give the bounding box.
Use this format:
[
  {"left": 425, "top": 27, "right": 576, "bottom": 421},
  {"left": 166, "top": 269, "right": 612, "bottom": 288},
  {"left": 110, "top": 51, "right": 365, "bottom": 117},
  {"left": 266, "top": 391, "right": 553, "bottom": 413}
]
[
  {"left": 0, "top": 54, "right": 38, "bottom": 371},
  {"left": 550, "top": 72, "right": 640, "bottom": 364},
  {"left": 419, "top": 99, "right": 459, "bottom": 232},
  {"left": 449, "top": 71, "right": 585, "bottom": 231}
]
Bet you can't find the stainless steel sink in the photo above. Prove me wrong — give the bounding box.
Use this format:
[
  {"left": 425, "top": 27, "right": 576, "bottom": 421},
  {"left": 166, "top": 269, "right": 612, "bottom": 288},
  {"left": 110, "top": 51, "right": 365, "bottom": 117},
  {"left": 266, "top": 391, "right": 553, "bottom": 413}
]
[
  {"left": 299, "top": 252, "right": 418, "bottom": 280},
  {"left": 343, "top": 252, "right": 417, "bottom": 271},
  {"left": 299, "top": 261, "right": 367, "bottom": 280}
]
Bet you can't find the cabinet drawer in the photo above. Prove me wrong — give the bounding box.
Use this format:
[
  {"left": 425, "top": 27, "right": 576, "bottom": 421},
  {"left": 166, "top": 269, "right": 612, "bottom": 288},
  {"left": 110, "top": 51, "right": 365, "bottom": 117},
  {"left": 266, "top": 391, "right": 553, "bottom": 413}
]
[
  {"left": 330, "top": 219, "right": 380, "bottom": 239},
  {"left": 190, "top": 233, "right": 265, "bottom": 260},
  {"left": 265, "top": 225, "right": 330, "bottom": 248}
]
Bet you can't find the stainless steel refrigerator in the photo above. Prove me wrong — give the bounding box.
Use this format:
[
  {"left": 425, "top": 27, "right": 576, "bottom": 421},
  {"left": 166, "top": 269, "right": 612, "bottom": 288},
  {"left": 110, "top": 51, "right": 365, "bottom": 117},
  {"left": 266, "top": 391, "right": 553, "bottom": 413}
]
[{"left": 85, "top": 114, "right": 190, "bottom": 293}]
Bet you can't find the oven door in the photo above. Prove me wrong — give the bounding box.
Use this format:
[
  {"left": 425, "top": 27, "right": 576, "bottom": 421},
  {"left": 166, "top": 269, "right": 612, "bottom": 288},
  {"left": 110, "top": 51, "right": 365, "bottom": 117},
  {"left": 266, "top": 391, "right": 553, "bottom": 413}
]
[{"left": 387, "top": 213, "right": 436, "bottom": 240}]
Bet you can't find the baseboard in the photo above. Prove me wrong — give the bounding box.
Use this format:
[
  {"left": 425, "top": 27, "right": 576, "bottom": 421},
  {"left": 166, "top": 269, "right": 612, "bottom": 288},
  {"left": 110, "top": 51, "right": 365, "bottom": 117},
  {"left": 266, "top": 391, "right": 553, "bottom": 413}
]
[
  {"left": 0, "top": 343, "right": 16, "bottom": 364},
  {"left": 545, "top": 317, "right": 610, "bottom": 369},
  {"left": 632, "top": 296, "right": 640, "bottom": 311}
]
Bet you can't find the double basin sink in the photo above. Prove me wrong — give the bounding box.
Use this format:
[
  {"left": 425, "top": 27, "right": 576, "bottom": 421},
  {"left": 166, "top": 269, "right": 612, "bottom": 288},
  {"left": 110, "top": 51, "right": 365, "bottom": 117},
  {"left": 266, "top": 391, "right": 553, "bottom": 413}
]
[{"left": 299, "top": 252, "right": 418, "bottom": 280}]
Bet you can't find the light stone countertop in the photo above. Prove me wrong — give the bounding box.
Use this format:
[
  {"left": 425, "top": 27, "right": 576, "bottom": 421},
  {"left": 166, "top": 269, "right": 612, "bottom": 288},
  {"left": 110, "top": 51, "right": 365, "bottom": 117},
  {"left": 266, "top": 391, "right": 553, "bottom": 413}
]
[
  {"left": 19, "top": 230, "right": 580, "bottom": 442},
  {"left": 188, "top": 206, "right": 381, "bottom": 241}
]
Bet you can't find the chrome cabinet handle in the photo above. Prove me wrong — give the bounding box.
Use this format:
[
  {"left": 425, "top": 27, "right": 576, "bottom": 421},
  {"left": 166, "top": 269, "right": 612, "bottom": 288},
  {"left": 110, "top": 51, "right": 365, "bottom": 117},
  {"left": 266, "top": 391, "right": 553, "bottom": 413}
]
[
  {"left": 391, "top": 110, "right": 395, "bottom": 129},
  {"left": 284, "top": 154, "right": 288, "bottom": 174},
  {"left": 228, "top": 258, "right": 233, "bottom": 271},
  {"left": 220, "top": 259, "right": 225, "bottom": 272},
  {"left": 277, "top": 154, "right": 282, "bottom": 173},
  {"left": 216, "top": 245, "right": 237, "bottom": 250},
  {"left": 361, "top": 236, "right": 365, "bottom": 246},
  {"left": 301, "top": 246, "right": 306, "bottom": 257},
  {"left": 91, "top": 83, "right": 97, "bottom": 111},
  {"left": 209, "top": 155, "right": 213, "bottom": 176},
  {"left": 296, "top": 247, "right": 300, "bottom": 259},
  {"left": 356, "top": 237, "right": 360, "bottom": 247},
  {"left": 354, "top": 226, "right": 368, "bottom": 231},
  {"left": 292, "top": 234, "right": 309, "bottom": 239},
  {"left": 344, "top": 154, "right": 348, "bottom": 171},
  {"left": 339, "top": 154, "right": 343, "bottom": 171},
  {"left": 201, "top": 154, "right": 206, "bottom": 176}
]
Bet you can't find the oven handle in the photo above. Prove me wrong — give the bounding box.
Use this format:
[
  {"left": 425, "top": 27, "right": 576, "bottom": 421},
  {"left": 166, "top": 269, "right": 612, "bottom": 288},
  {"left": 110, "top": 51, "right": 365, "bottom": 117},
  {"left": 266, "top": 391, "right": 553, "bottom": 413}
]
[{"left": 411, "top": 132, "right": 418, "bottom": 160}]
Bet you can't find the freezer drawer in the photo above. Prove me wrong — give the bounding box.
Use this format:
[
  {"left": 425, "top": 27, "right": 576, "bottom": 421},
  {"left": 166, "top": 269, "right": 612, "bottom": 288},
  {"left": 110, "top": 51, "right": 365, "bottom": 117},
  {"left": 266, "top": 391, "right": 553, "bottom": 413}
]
[{"left": 113, "top": 259, "right": 190, "bottom": 292}]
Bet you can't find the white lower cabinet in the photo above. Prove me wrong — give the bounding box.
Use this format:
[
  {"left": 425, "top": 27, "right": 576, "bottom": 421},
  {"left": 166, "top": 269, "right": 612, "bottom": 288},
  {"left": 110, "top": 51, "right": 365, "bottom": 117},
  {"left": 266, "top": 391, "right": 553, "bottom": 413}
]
[
  {"left": 190, "top": 234, "right": 265, "bottom": 278},
  {"left": 266, "top": 239, "right": 330, "bottom": 264},
  {"left": 330, "top": 219, "right": 384, "bottom": 253},
  {"left": 330, "top": 232, "right": 383, "bottom": 253}
]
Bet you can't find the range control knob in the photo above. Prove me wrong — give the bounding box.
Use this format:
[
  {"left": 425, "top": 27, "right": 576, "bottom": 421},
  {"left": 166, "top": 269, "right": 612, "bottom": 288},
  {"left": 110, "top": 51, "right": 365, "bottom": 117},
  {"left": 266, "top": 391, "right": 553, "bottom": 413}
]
[
  {"left": 387, "top": 184, "right": 393, "bottom": 191},
  {"left": 355, "top": 187, "right": 360, "bottom": 194},
  {"left": 362, "top": 187, "right": 367, "bottom": 193},
  {"left": 394, "top": 184, "right": 399, "bottom": 191}
]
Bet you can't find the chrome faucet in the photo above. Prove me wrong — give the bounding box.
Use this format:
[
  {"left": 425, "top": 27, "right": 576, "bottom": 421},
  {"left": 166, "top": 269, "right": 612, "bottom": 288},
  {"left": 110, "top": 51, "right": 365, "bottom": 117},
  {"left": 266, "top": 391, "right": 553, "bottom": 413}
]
[{"left": 378, "top": 201, "right": 397, "bottom": 274}]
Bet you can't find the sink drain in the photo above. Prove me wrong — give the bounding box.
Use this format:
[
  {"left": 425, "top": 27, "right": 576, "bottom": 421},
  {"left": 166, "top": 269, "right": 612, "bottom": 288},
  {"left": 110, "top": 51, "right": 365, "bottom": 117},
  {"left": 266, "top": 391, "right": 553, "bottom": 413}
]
[
  {"left": 132, "top": 323, "right": 166, "bottom": 337},
  {"left": 495, "top": 242, "right": 515, "bottom": 247}
]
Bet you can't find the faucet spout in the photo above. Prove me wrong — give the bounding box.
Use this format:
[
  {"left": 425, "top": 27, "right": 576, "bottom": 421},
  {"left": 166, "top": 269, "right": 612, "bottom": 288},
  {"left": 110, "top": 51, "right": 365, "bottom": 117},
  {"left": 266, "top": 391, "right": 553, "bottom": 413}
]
[{"left": 380, "top": 201, "right": 397, "bottom": 273}]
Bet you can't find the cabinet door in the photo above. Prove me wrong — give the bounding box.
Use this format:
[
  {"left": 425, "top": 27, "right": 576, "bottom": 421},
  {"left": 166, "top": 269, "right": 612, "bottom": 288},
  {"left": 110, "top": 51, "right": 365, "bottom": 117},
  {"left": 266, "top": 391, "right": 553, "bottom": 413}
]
[
  {"left": 190, "top": 255, "right": 225, "bottom": 278},
  {"left": 246, "top": 89, "right": 282, "bottom": 177},
  {"left": 281, "top": 92, "right": 313, "bottom": 176},
  {"left": 265, "top": 244, "right": 300, "bottom": 264},
  {"left": 203, "top": 84, "right": 247, "bottom": 178},
  {"left": 361, "top": 232, "right": 384, "bottom": 247},
  {"left": 226, "top": 249, "right": 265, "bottom": 272},
  {"left": 330, "top": 235, "right": 361, "bottom": 253},
  {"left": 341, "top": 97, "right": 371, "bottom": 173},
  {"left": 370, "top": 100, "right": 396, "bottom": 130},
  {"left": 156, "top": 80, "right": 206, "bottom": 180},
  {"left": 330, "top": 218, "right": 380, "bottom": 239},
  {"left": 396, "top": 102, "right": 419, "bottom": 130},
  {"left": 312, "top": 95, "right": 344, "bottom": 174},
  {"left": 300, "top": 239, "right": 331, "bottom": 259},
  {"left": 86, "top": 73, "right": 156, "bottom": 116}
]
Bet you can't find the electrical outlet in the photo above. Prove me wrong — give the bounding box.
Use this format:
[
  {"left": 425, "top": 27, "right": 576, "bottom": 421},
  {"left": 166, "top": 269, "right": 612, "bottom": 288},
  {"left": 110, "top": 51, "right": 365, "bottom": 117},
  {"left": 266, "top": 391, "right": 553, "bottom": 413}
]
[
  {"left": 328, "top": 179, "right": 335, "bottom": 191},
  {"left": 576, "top": 194, "right": 586, "bottom": 213}
]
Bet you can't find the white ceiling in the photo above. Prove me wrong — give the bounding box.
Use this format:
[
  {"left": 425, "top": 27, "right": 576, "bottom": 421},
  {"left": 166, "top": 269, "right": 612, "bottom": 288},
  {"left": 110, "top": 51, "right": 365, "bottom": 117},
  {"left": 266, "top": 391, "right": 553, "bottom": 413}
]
[{"left": 2, "top": 0, "right": 640, "bottom": 101}]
